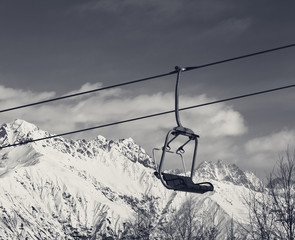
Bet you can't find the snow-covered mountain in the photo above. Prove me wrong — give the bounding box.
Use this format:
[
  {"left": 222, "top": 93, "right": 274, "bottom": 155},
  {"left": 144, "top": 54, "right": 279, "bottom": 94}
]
[{"left": 0, "top": 119, "right": 261, "bottom": 239}]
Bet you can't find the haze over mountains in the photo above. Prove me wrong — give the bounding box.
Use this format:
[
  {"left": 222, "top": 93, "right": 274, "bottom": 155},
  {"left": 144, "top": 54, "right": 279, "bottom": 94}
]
[{"left": 0, "top": 119, "right": 262, "bottom": 239}]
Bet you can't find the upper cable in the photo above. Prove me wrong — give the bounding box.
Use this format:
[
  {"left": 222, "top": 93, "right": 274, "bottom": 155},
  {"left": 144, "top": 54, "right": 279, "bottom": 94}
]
[{"left": 1, "top": 43, "right": 294, "bottom": 114}]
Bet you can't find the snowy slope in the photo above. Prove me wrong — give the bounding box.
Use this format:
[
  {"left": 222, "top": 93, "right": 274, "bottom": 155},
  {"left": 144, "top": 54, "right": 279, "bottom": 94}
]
[{"left": 0, "top": 119, "right": 260, "bottom": 239}]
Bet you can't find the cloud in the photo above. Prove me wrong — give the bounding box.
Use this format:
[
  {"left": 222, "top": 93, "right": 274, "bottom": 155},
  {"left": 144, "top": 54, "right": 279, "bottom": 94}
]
[
  {"left": 8, "top": 82, "right": 293, "bottom": 178},
  {"left": 0, "top": 85, "right": 55, "bottom": 105},
  {"left": 245, "top": 129, "right": 295, "bottom": 154},
  {"left": 3, "top": 82, "right": 293, "bottom": 179},
  {"left": 0, "top": 83, "right": 247, "bottom": 165},
  {"left": 242, "top": 129, "right": 295, "bottom": 174}
]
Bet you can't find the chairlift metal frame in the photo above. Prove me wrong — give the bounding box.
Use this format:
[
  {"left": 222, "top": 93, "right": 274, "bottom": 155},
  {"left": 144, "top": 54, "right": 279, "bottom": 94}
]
[{"left": 153, "top": 66, "right": 214, "bottom": 194}]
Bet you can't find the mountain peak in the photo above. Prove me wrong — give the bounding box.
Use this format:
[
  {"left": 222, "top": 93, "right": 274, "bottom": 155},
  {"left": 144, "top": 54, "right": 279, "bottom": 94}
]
[
  {"left": 0, "top": 119, "right": 48, "bottom": 147},
  {"left": 195, "top": 160, "right": 262, "bottom": 190},
  {"left": 1, "top": 119, "right": 38, "bottom": 134}
]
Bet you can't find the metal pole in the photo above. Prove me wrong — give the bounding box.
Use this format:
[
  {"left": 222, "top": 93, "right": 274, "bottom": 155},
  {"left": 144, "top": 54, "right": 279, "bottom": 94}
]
[{"left": 174, "top": 66, "right": 184, "bottom": 128}]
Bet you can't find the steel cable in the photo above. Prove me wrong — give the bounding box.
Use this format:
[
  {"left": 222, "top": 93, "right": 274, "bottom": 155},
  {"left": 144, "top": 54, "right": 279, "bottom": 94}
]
[
  {"left": 1, "top": 43, "right": 294, "bottom": 114},
  {"left": 1, "top": 83, "right": 294, "bottom": 149}
]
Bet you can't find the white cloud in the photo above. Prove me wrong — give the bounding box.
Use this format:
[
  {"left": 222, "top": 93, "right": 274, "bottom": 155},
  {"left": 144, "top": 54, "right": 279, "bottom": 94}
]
[
  {"left": 0, "top": 85, "right": 55, "bottom": 107},
  {"left": 245, "top": 129, "right": 295, "bottom": 154},
  {"left": 0, "top": 83, "right": 248, "bottom": 165},
  {"left": 242, "top": 129, "right": 295, "bottom": 174},
  {"left": 4, "top": 81, "right": 294, "bottom": 178}
]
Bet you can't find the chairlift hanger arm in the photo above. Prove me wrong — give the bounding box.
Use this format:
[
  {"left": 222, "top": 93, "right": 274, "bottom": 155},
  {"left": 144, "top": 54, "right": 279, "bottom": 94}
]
[{"left": 174, "top": 66, "right": 185, "bottom": 128}]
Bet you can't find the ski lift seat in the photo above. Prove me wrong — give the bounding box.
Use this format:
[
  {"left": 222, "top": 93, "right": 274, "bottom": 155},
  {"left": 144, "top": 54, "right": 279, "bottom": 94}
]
[{"left": 154, "top": 172, "right": 214, "bottom": 194}]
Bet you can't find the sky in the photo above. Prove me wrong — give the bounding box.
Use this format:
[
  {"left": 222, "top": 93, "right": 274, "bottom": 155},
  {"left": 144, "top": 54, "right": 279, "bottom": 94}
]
[{"left": 0, "top": 0, "right": 295, "bottom": 178}]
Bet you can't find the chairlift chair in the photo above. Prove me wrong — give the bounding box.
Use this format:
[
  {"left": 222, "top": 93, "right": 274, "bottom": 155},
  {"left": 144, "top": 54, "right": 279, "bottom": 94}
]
[{"left": 153, "top": 66, "right": 214, "bottom": 194}]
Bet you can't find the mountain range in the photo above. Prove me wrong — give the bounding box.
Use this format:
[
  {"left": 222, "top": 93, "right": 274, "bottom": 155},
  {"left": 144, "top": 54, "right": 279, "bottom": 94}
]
[{"left": 0, "top": 119, "right": 262, "bottom": 239}]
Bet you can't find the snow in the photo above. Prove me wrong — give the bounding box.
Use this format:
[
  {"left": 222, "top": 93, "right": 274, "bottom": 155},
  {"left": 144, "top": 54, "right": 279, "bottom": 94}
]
[{"left": 0, "top": 119, "right": 262, "bottom": 239}]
